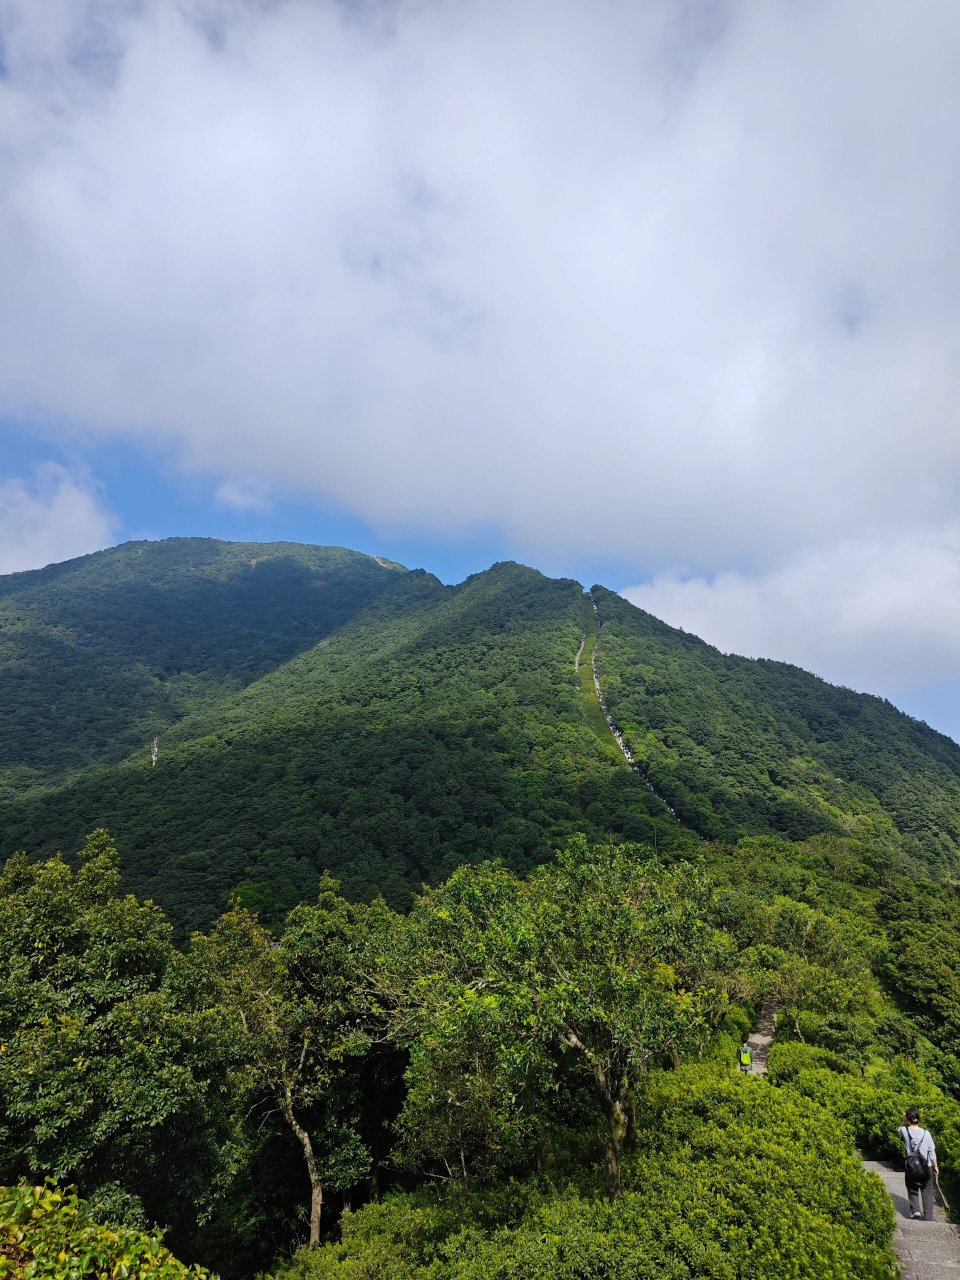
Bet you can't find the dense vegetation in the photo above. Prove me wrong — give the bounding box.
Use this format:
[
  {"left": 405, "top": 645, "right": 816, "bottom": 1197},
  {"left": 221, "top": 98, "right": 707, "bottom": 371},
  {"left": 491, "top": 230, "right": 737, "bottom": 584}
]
[
  {"left": 282, "top": 1073, "right": 898, "bottom": 1280},
  {"left": 0, "top": 540, "right": 407, "bottom": 793},
  {"left": 2, "top": 540, "right": 960, "bottom": 1276},
  {"left": 0, "top": 545, "right": 681, "bottom": 932},
  {"left": 3, "top": 828, "right": 960, "bottom": 1276},
  {"left": 0, "top": 541, "right": 958, "bottom": 936},
  {"left": 592, "top": 585, "right": 960, "bottom": 870},
  {"left": 0, "top": 1182, "right": 211, "bottom": 1278}
]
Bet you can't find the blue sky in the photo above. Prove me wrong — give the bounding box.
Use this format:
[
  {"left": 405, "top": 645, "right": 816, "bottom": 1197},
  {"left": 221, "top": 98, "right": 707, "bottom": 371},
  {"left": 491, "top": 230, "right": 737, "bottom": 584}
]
[
  {"left": 0, "top": 421, "right": 641, "bottom": 588},
  {"left": 1, "top": 0, "right": 959, "bottom": 743}
]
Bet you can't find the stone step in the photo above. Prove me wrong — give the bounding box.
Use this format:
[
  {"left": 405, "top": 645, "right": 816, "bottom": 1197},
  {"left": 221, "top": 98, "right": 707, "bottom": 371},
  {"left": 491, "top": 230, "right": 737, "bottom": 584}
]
[
  {"left": 898, "top": 1224, "right": 960, "bottom": 1243},
  {"left": 898, "top": 1244, "right": 960, "bottom": 1259},
  {"left": 864, "top": 1158, "right": 960, "bottom": 1278}
]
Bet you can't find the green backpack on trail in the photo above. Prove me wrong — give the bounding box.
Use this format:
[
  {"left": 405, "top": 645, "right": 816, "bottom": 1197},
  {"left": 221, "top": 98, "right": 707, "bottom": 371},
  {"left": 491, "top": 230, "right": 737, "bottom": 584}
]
[{"left": 739, "top": 1045, "right": 753, "bottom": 1068}]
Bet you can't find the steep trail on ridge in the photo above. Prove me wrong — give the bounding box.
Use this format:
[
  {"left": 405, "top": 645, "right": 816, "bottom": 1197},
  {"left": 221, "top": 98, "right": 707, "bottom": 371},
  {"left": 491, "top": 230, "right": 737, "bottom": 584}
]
[{"left": 579, "top": 593, "right": 688, "bottom": 832}]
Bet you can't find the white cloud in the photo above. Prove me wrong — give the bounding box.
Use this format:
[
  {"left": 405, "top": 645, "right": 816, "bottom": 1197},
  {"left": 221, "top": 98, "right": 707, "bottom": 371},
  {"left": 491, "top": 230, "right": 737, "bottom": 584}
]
[
  {"left": 214, "top": 479, "right": 269, "bottom": 513},
  {"left": 1, "top": 0, "right": 959, "bottom": 733},
  {"left": 621, "top": 522, "right": 960, "bottom": 736},
  {"left": 0, "top": 0, "right": 957, "bottom": 569},
  {"left": 0, "top": 464, "right": 119, "bottom": 574}
]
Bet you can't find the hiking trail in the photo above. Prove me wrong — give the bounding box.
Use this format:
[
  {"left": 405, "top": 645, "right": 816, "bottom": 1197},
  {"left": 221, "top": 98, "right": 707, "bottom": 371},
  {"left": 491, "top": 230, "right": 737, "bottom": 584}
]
[
  {"left": 578, "top": 593, "right": 685, "bottom": 829},
  {"left": 574, "top": 634, "right": 585, "bottom": 673},
  {"left": 744, "top": 998, "right": 778, "bottom": 1075},
  {"left": 745, "top": 1004, "right": 959, "bottom": 1275},
  {"left": 862, "top": 1160, "right": 960, "bottom": 1279}
]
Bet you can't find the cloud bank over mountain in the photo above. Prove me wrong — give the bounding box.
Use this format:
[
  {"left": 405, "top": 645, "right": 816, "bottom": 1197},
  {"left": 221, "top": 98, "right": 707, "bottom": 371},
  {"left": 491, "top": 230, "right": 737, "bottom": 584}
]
[
  {"left": 1, "top": 0, "right": 958, "bottom": 728},
  {"left": 623, "top": 521, "right": 960, "bottom": 707},
  {"left": 0, "top": 465, "right": 117, "bottom": 576}
]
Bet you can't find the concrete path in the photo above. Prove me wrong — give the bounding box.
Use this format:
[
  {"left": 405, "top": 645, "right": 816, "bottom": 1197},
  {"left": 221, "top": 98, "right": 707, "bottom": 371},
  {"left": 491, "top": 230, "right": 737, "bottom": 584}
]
[
  {"left": 862, "top": 1159, "right": 960, "bottom": 1278},
  {"left": 745, "top": 998, "right": 778, "bottom": 1075},
  {"left": 742, "top": 1001, "right": 960, "bottom": 1275}
]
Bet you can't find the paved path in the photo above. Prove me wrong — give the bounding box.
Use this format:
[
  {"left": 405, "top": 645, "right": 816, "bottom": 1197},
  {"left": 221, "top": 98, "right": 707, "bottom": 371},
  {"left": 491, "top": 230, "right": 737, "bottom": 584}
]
[
  {"left": 745, "top": 998, "right": 778, "bottom": 1075},
  {"left": 862, "top": 1160, "right": 960, "bottom": 1278},
  {"left": 743, "top": 1001, "right": 960, "bottom": 1275}
]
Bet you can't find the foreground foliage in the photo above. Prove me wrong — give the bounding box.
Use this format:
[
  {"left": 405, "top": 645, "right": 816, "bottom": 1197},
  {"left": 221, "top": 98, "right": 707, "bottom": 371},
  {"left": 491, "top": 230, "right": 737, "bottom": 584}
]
[
  {"left": 192, "top": 891, "right": 396, "bottom": 1247},
  {"left": 3, "top": 827, "right": 960, "bottom": 1278},
  {"left": 0, "top": 832, "right": 237, "bottom": 1242},
  {"left": 272, "top": 1070, "right": 897, "bottom": 1280},
  {"left": 0, "top": 1182, "right": 211, "bottom": 1279},
  {"left": 391, "top": 842, "right": 724, "bottom": 1198}
]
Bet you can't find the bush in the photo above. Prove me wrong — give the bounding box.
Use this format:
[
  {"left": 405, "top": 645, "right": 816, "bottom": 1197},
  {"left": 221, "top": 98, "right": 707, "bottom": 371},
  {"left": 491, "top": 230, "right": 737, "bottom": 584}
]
[
  {"left": 766, "top": 1041, "right": 859, "bottom": 1080},
  {"left": 769, "top": 1050, "right": 960, "bottom": 1205},
  {"left": 704, "top": 1030, "right": 740, "bottom": 1066},
  {"left": 719, "top": 1003, "right": 755, "bottom": 1044},
  {"left": 271, "top": 1066, "right": 897, "bottom": 1280},
  {"left": 0, "top": 1182, "right": 213, "bottom": 1279}
]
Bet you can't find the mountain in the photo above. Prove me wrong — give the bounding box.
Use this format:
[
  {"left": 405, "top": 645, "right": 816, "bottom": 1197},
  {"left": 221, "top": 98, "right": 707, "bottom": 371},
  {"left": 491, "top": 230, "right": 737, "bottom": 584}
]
[
  {"left": 1, "top": 538, "right": 957, "bottom": 932},
  {"left": 0, "top": 538, "right": 408, "bottom": 792},
  {"left": 592, "top": 586, "right": 960, "bottom": 866}
]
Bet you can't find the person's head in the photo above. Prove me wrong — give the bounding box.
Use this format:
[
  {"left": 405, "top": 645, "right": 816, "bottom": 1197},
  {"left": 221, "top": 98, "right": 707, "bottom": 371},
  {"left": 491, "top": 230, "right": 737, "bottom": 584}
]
[{"left": 906, "top": 1107, "right": 921, "bottom": 1125}]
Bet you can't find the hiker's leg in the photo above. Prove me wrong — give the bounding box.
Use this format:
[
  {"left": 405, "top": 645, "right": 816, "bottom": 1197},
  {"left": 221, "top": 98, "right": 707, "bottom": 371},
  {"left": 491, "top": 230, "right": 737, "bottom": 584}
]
[
  {"left": 921, "top": 1178, "right": 934, "bottom": 1220},
  {"left": 907, "top": 1180, "right": 921, "bottom": 1216}
]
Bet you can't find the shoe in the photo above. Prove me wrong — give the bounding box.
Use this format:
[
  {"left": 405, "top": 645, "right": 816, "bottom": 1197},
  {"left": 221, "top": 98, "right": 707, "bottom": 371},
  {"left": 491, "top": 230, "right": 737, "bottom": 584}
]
[{"left": 911, "top": 1211, "right": 923, "bottom": 1219}]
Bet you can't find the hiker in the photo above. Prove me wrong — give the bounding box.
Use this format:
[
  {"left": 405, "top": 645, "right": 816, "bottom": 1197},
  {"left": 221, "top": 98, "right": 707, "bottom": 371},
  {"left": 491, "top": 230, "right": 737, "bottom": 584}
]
[
  {"left": 899, "top": 1107, "right": 939, "bottom": 1220},
  {"left": 738, "top": 1042, "right": 753, "bottom": 1073}
]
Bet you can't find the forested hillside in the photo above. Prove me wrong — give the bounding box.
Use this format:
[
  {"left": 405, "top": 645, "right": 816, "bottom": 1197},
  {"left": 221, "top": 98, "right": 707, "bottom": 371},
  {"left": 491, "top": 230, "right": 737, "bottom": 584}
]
[
  {"left": 3, "top": 540, "right": 960, "bottom": 1278},
  {"left": 0, "top": 539, "right": 407, "bottom": 794},
  {"left": 592, "top": 586, "right": 960, "bottom": 872},
  {"left": 0, "top": 540, "right": 958, "bottom": 934}
]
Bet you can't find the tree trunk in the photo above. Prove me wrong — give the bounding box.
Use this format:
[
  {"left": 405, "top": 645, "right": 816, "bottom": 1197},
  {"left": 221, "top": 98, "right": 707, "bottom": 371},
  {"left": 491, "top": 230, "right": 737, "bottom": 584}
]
[
  {"left": 281, "top": 1093, "right": 323, "bottom": 1247},
  {"left": 624, "top": 1087, "right": 638, "bottom": 1153},
  {"left": 583, "top": 1053, "right": 630, "bottom": 1201},
  {"left": 604, "top": 1093, "right": 629, "bottom": 1200}
]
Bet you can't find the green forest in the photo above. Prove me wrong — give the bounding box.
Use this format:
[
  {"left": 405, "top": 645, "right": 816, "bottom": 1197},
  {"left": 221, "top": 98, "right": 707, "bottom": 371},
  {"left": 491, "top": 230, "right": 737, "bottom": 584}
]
[
  {"left": 592, "top": 587, "right": 960, "bottom": 869},
  {"left": 4, "top": 827, "right": 960, "bottom": 1278},
  {"left": 0, "top": 541, "right": 958, "bottom": 936},
  {"left": 2, "top": 539, "right": 960, "bottom": 1276}
]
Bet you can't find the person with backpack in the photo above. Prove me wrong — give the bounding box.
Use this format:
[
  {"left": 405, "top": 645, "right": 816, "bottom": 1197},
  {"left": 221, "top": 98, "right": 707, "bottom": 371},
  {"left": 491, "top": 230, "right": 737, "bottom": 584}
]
[
  {"left": 899, "top": 1107, "right": 939, "bottom": 1220},
  {"left": 738, "top": 1042, "right": 753, "bottom": 1073}
]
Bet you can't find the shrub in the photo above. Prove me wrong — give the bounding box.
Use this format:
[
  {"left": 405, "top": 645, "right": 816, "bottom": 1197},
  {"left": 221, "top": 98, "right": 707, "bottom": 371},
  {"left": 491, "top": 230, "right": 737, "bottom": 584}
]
[
  {"left": 719, "top": 1003, "right": 755, "bottom": 1044},
  {"left": 0, "top": 1182, "right": 213, "bottom": 1279},
  {"left": 766, "top": 1041, "right": 858, "bottom": 1080},
  {"left": 271, "top": 1066, "right": 898, "bottom": 1280}
]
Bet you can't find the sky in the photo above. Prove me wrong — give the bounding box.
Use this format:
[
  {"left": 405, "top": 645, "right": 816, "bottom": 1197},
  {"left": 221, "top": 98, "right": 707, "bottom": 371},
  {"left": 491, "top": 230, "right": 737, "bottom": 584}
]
[{"left": 1, "top": 0, "right": 959, "bottom": 740}]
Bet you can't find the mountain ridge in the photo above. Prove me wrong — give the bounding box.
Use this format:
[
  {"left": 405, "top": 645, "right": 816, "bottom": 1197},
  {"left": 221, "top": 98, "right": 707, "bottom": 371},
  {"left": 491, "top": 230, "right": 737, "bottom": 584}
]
[{"left": 1, "top": 538, "right": 957, "bottom": 931}]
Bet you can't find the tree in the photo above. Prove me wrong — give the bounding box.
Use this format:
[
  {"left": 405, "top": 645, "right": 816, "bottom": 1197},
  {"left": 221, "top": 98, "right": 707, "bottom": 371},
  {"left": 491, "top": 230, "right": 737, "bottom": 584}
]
[
  {"left": 0, "top": 832, "right": 235, "bottom": 1235},
  {"left": 395, "top": 839, "right": 723, "bottom": 1198},
  {"left": 193, "top": 880, "right": 397, "bottom": 1247}
]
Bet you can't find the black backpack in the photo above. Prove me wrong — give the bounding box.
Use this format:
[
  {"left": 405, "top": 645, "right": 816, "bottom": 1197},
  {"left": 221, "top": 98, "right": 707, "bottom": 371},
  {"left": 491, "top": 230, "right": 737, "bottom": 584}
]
[{"left": 904, "top": 1129, "right": 931, "bottom": 1185}]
